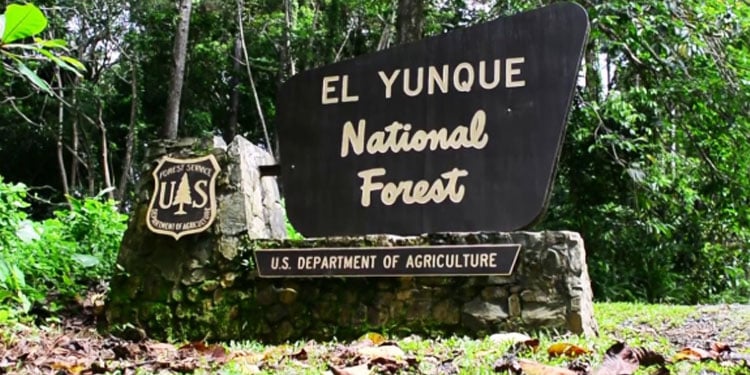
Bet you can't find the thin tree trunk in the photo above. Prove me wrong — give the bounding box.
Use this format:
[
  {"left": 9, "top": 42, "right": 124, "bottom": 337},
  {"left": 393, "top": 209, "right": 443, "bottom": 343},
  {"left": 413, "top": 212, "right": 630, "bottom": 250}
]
[
  {"left": 117, "top": 55, "right": 139, "bottom": 202},
  {"left": 55, "top": 67, "right": 70, "bottom": 203},
  {"left": 237, "top": 0, "right": 273, "bottom": 155},
  {"left": 584, "top": 41, "right": 600, "bottom": 102},
  {"left": 70, "top": 91, "right": 80, "bottom": 192},
  {"left": 281, "top": 0, "right": 297, "bottom": 78},
  {"left": 225, "top": 36, "right": 241, "bottom": 143},
  {"left": 396, "top": 0, "right": 424, "bottom": 44},
  {"left": 97, "top": 104, "right": 114, "bottom": 200},
  {"left": 162, "top": 0, "right": 192, "bottom": 139}
]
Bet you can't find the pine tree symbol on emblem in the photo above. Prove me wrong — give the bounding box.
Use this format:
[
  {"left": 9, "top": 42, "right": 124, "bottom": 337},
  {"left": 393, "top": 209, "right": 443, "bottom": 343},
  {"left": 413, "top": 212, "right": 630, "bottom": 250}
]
[{"left": 173, "top": 173, "right": 192, "bottom": 215}]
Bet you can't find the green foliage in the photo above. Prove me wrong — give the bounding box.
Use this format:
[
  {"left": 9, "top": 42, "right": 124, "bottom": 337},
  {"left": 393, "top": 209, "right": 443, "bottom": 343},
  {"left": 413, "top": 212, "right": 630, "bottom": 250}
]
[
  {"left": 0, "top": 3, "right": 85, "bottom": 94},
  {"left": 0, "top": 0, "right": 746, "bottom": 306},
  {"left": 541, "top": 0, "right": 750, "bottom": 303},
  {"left": 286, "top": 219, "right": 303, "bottom": 241},
  {"left": 0, "top": 177, "right": 34, "bottom": 315},
  {"left": 0, "top": 177, "right": 127, "bottom": 314}
]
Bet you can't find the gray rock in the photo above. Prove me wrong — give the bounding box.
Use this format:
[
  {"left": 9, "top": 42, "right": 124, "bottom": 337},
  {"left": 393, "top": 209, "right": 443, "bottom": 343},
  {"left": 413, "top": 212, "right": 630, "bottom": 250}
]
[
  {"left": 225, "top": 136, "right": 287, "bottom": 239},
  {"left": 462, "top": 298, "right": 509, "bottom": 331}
]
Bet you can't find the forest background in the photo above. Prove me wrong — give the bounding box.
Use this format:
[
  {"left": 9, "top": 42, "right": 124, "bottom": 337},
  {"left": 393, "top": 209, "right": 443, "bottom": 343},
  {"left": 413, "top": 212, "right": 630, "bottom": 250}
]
[{"left": 0, "top": 0, "right": 748, "bottom": 317}]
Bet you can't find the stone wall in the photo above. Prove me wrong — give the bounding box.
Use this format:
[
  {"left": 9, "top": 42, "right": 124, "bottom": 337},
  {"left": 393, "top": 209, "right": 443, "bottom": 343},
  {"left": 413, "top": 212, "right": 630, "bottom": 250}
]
[
  {"left": 108, "top": 232, "right": 597, "bottom": 343},
  {"left": 106, "top": 137, "right": 597, "bottom": 343}
]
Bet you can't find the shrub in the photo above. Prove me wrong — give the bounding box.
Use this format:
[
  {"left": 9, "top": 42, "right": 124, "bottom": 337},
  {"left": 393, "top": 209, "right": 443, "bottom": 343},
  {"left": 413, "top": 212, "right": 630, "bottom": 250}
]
[{"left": 0, "top": 177, "right": 127, "bottom": 316}]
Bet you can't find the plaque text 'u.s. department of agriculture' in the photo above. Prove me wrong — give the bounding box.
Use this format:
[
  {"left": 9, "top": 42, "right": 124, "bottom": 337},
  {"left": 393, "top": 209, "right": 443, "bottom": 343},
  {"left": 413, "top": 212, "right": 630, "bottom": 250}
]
[{"left": 254, "top": 244, "right": 521, "bottom": 278}]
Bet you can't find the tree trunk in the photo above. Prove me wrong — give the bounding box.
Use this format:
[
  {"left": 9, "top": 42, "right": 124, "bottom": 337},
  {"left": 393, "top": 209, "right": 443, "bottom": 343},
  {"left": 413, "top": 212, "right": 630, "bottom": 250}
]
[
  {"left": 161, "top": 0, "right": 193, "bottom": 139},
  {"left": 396, "top": 0, "right": 424, "bottom": 44},
  {"left": 70, "top": 90, "right": 80, "bottom": 192},
  {"left": 225, "top": 36, "right": 241, "bottom": 144},
  {"left": 97, "top": 104, "right": 114, "bottom": 200},
  {"left": 55, "top": 67, "right": 70, "bottom": 203},
  {"left": 281, "top": 0, "right": 297, "bottom": 78},
  {"left": 117, "top": 55, "right": 139, "bottom": 203}
]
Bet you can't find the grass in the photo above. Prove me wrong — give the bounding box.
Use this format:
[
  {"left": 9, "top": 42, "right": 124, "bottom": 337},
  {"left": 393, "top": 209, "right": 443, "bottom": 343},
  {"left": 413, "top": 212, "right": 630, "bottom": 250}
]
[
  {"left": 2, "top": 302, "right": 748, "bottom": 374},
  {"left": 215, "top": 302, "right": 749, "bottom": 374}
]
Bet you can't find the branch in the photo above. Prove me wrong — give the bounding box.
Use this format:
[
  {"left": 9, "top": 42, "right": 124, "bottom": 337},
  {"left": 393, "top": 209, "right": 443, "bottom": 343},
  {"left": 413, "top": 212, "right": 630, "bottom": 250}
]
[{"left": 237, "top": 0, "right": 274, "bottom": 156}]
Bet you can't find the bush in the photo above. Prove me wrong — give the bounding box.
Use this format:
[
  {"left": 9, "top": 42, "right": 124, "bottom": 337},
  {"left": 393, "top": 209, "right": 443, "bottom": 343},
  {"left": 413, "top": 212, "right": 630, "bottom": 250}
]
[{"left": 0, "top": 177, "right": 127, "bottom": 316}]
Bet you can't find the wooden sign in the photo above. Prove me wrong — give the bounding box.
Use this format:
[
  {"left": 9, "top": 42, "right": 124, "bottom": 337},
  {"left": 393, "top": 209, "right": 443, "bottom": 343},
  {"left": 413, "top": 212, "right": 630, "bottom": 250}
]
[
  {"left": 146, "top": 155, "right": 220, "bottom": 240},
  {"left": 276, "top": 3, "right": 589, "bottom": 237},
  {"left": 254, "top": 244, "right": 521, "bottom": 277}
]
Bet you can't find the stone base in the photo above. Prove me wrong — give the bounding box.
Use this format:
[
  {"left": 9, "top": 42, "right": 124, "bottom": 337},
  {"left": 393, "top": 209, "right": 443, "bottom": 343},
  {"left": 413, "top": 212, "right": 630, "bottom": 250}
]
[{"left": 107, "top": 231, "right": 597, "bottom": 342}]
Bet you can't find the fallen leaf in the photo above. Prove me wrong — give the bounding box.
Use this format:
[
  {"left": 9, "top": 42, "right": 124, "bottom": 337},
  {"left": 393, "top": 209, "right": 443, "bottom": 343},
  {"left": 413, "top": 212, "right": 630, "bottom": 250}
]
[
  {"left": 594, "top": 355, "right": 638, "bottom": 375},
  {"left": 593, "top": 342, "right": 666, "bottom": 375},
  {"left": 672, "top": 347, "right": 716, "bottom": 362},
  {"left": 489, "top": 332, "right": 533, "bottom": 345},
  {"left": 328, "top": 363, "right": 370, "bottom": 375},
  {"left": 435, "top": 359, "right": 459, "bottom": 374},
  {"left": 493, "top": 355, "right": 522, "bottom": 374},
  {"left": 519, "top": 358, "right": 578, "bottom": 375},
  {"left": 510, "top": 338, "right": 540, "bottom": 353},
  {"left": 178, "top": 341, "right": 228, "bottom": 363},
  {"left": 547, "top": 342, "right": 591, "bottom": 358},
  {"left": 359, "top": 332, "right": 387, "bottom": 345},
  {"left": 50, "top": 361, "right": 85, "bottom": 375},
  {"left": 370, "top": 356, "right": 408, "bottom": 373},
  {"left": 710, "top": 342, "right": 731, "bottom": 354},
  {"left": 567, "top": 359, "right": 592, "bottom": 375},
  {"left": 288, "top": 347, "right": 308, "bottom": 361},
  {"left": 358, "top": 344, "right": 405, "bottom": 359},
  {"left": 494, "top": 356, "right": 577, "bottom": 375}
]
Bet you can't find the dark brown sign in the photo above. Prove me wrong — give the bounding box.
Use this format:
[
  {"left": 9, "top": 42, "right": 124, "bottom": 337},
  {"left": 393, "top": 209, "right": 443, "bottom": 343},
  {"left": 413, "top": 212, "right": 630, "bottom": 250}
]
[
  {"left": 146, "top": 155, "right": 220, "bottom": 240},
  {"left": 254, "top": 244, "right": 521, "bottom": 278},
  {"left": 276, "top": 3, "right": 589, "bottom": 237}
]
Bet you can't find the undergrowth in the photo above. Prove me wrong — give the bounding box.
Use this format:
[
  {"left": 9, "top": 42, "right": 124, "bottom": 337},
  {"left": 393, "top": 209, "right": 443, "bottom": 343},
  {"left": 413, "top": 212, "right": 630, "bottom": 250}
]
[{"left": 0, "top": 177, "right": 127, "bottom": 321}]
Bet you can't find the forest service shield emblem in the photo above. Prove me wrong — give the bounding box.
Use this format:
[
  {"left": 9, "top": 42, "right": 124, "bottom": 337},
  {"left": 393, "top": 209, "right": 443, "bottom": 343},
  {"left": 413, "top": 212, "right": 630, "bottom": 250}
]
[{"left": 146, "top": 155, "right": 220, "bottom": 240}]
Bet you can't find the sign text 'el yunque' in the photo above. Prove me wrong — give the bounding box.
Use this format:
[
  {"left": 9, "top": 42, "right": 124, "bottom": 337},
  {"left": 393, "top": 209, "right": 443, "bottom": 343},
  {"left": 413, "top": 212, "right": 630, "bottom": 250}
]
[
  {"left": 146, "top": 155, "right": 220, "bottom": 240},
  {"left": 277, "top": 2, "right": 589, "bottom": 237}
]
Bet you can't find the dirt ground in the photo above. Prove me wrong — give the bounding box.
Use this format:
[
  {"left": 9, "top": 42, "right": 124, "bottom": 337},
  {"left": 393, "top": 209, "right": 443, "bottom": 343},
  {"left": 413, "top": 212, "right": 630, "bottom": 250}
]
[
  {"left": 629, "top": 304, "right": 750, "bottom": 350},
  {"left": 1, "top": 303, "right": 748, "bottom": 374}
]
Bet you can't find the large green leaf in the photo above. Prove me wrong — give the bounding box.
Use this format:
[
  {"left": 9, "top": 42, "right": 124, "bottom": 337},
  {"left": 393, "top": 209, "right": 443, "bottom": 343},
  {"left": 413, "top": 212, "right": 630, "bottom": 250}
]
[
  {"left": 0, "top": 14, "right": 6, "bottom": 40},
  {"left": 16, "top": 62, "right": 52, "bottom": 95},
  {"left": 37, "top": 48, "right": 83, "bottom": 77},
  {"left": 2, "top": 4, "right": 48, "bottom": 44},
  {"left": 60, "top": 55, "right": 86, "bottom": 72}
]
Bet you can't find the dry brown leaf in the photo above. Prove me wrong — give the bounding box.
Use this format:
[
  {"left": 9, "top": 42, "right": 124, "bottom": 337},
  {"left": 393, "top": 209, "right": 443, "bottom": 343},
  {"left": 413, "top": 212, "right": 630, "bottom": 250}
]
[
  {"left": 593, "top": 342, "right": 666, "bottom": 375},
  {"left": 369, "top": 355, "right": 409, "bottom": 373},
  {"left": 328, "top": 363, "right": 370, "bottom": 375},
  {"left": 288, "top": 347, "right": 309, "bottom": 361},
  {"left": 519, "top": 358, "right": 578, "bottom": 375},
  {"left": 672, "top": 347, "right": 717, "bottom": 362},
  {"left": 547, "top": 342, "right": 591, "bottom": 358},
  {"left": 594, "top": 355, "right": 639, "bottom": 375},
  {"left": 50, "top": 361, "right": 85, "bottom": 375},
  {"left": 262, "top": 344, "right": 293, "bottom": 363},
  {"left": 494, "top": 356, "right": 577, "bottom": 375},
  {"left": 229, "top": 350, "right": 266, "bottom": 365},
  {"left": 177, "top": 341, "right": 227, "bottom": 363},
  {"left": 358, "top": 332, "right": 387, "bottom": 345},
  {"left": 357, "top": 344, "right": 405, "bottom": 359},
  {"left": 710, "top": 342, "right": 731, "bottom": 354},
  {"left": 493, "top": 356, "right": 523, "bottom": 374}
]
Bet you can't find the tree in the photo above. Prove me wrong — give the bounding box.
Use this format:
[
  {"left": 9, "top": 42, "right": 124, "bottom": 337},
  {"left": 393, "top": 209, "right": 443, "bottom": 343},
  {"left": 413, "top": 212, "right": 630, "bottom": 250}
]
[
  {"left": 173, "top": 173, "right": 191, "bottom": 215},
  {"left": 396, "top": 0, "right": 424, "bottom": 44},
  {"left": 162, "top": 0, "right": 193, "bottom": 139}
]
